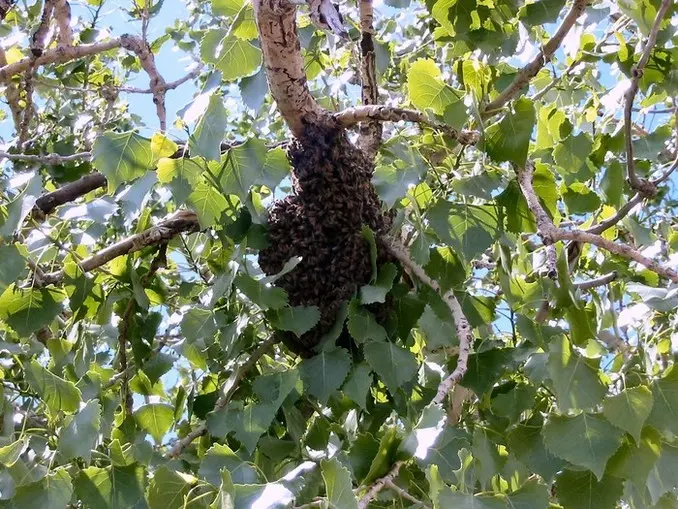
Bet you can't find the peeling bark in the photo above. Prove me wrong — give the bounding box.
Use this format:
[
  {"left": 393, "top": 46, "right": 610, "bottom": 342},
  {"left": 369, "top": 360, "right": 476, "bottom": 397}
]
[{"left": 253, "top": 0, "right": 324, "bottom": 137}]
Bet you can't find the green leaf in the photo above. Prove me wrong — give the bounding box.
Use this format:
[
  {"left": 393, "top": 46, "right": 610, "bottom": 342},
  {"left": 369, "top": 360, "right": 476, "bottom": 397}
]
[
  {"left": 602, "top": 386, "right": 653, "bottom": 442},
  {"left": 415, "top": 426, "right": 471, "bottom": 483},
  {"left": 417, "top": 304, "right": 457, "bottom": 349},
  {"left": 0, "top": 438, "right": 26, "bottom": 467},
  {"left": 342, "top": 363, "right": 372, "bottom": 410},
  {"left": 428, "top": 202, "right": 500, "bottom": 261},
  {"left": 399, "top": 403, "right": 446, "bottom": 461},
  {"left": 0, "top": 244, "right": 26, "bottom": 293},
  {"left": 485, "top": 97, "right": 535, "bottom": 167},
  {"left": 299, "top": 347, "right": 352, "bottom": 404},
  {"left": 348, "top": 433, "right": 380, "bottom": 483},
  {"left": 209, "top": 470, "right": 235, "bottom": 509},
  {"left": 218, "top": 138, "right": 268, "bottom": 199},
  {"left": 506, "top": 478, "right": 550, "bottom": 509},
  {"left": 547, "top": 336, "right": 607, "bottom": 411},
  {"left": 646, "top": 441, "right": 678, "bottom": 505},
  {"left": 200, "top": 30, "right": 262, "bottom": 82},
  {"left": 180, "top": 307, "right": 217, "bottom": 344},
  {"left": 24, "top": 360, "right": 82, "bottom": 414},
  {"left": 156, "top": 157, "right": 203, "bottom": 206},
  {"left": 407, "top": 59, "right": 462, "bottom": 115},
  {"left": 187, "top": 178, "right": 231, "bottom": 228},
  {"left": 372, "top": 164, "right": 425, "bottom": 208},
  {"left": 58, "top": 399, "right": 101, "bottom": 463},
  {"left": 190, "top": 93, "right": 228, "bottom": 162},
  {"left": 320, "top": 458, "right": 358, "bottom": 509},
  {"left": 363, "top": 341, "right": 418, "bottom": 394},
  {"left": 360, "top": 263, "right": 397, "bottom": 304},
  {"left": 647, "top": 365, "right": 678, "bottom": 436},
  {"left": 437, "top": 489, "right": 505, "bottom": 509},
  {"left": 555, "top": 469, "right": 623, "bottom": 509},
  {"left": 198, "top": 443, "right": 258, "bottom": 486},
  {"left": 134, "top": 403, "right": 174, "bottom": 444},
  {"left": 553, "top": 132, "right": 593, "bottom": 179},
  {"left": 74, "top": 465, "right": 148, "bottom": 509},
  {"left": 618, "top": 0, "right": 664, "bottom": 35},
  {"left": 363, "top": 427, "right": 401, "bottom": 485},
  {"left": 347, "top": 299, "right": 387, "bottom": 344},
  {"left": 211, "top": 0, "right": 257, "bottom": 40},
  {"left": 563, "top": 182, "right": 602, "bottom": 214},
  {"left": 147, "top": 467, "right": 197, "bottom": 509},
  {"left": 608, "top": 428, "right": 661, "bottom": 489},
  {"left": 93, "top": 131, "right": 154, "bottom": 192},
  {"left": 543, "top": 412, "right": 624, "bottom": 480},
  {"left": 269, "top": 305, "right": 320, "bottom": 337},
  {"left": 234, "top": 273, "right": 288, "bottom": 310},
  {"left": 518, "top": 0, "right": 566, "bottom": 25},
  {"left": 0, "top": 285, "right": 64, "bottom": 337},
  {"left": 3, "top": 468, "right": 73, "bottom": 509}
]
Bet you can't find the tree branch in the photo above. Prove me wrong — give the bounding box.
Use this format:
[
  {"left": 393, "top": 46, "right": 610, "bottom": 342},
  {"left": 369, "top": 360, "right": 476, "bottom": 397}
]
[
  {"left": 32, "top": 171, "right": 104, "bottom": 217},
  {"left": 357, "top": 0, "right": 382, "bottom": 157},
  {"left": 384, "top": 238, "right": 472, "bottom": 404},
  {"left": 358, "top": 461, "right": 404, "bottom": 509},
  {"left": 623, "top": 0, "right": 671, "bottom": 196},
  {"left": 0, "top": 48, "right": 23, "bottom": 128},
  {"left": 253, "top": 0, "right": 324, "bottom": 137},
  {"left": 385, "top": 480, "right": 432, "bottom": 509},
  {"left": 481, "top": 0, "right": 588, "bottom": 118},
  {"left": 585, "top": 193, "right": 643, "bottom": 235},
  {"left": 39, "top": 210, "right": 199, "bottom": 285},
  {"left": 167, "top": 336, "right": 279, "bottom": 458},
  {"left": 54, "top": 0, "right": 73, "bottom": 47},
  {"left": 0, "top": 0, "right": 14, "bottom": 20},
  {"left": 517, "top": 162, "right": 678, "bottom": 283},
  {"left": 574, "top": 271, "right": 618, "bottom": 290},
  {"left": 335, "top": 106, "right": 479, "bottom": 145}
]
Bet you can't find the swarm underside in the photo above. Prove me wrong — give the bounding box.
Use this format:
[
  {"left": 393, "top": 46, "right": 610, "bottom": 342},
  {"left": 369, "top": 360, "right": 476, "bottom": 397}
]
[{"left": 258, "top": 125, "right": 391, "bottom": 357}]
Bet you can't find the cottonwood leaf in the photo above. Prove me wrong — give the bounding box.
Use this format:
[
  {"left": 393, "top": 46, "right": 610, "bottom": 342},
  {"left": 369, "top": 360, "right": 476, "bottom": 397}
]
[
  {"left": 0, "top": 285, "right": 65, "bottom": 337},
  {"left": 218, "top": 138, "right": 267, "bottom": 199},
  {"left": 602, "top": 386, "right": 653, "bottom": 442},
  {"left": 24, "top": 360, "right": 82, "bottom": 414},
  {"left": 407, "top": 59, "right": 462, "bottom": 115},
  {"left": 547, "top": 336, "right": 606, "bottom": 411},
  {"left": 347, "top": 300, "right": 387, "bottom": 343},
  {"left": 484, "top": 97, "right": 535, "bottom": 167},
  {"left": 269, "top": 305, "right": 320, "bottom": 337},
  {"left": 299, "top": 348, "right": 352, "bottom": 404},
  {"left": 134, "top": 403, "right": 174, "bottom": 444},
  {"left": 363, "top": 341, "right": 418, "bottom": 394},
  {"left": 234, "top": 273, "right": 288, "bottom": 310},
  {"left": 200, "top": 30, "right": 261, "bottom": 82},
  {"left": 555, "top": 469, "right": 623, "bottom": 509},
  {"left": 647, "top": 364, "right": 678, "bottom": 436},
  {"left": 646, "top": 441, "right": 678, "bottom": 505},
  {"left": 360, "top": 263, "right": 397, "bottom": 304},
  {"left": 209, "top": 470, "right": 235, "bottom": 509},
  {"left": 147, "top": 467, "right": 197, "bottom": 509},
  {"left": 321, "top": 458, "right": 358, "bottom": 509},
  {"left": 58, "top": 399, "right": 101, "bottom": 463},
  {"left": 0, "top": 244, "right": 26, "bottom": 294},
  {"left": 543, "top": 412, "right": 624, "bottom": 480},
  {"left": 190, "top": 93, "right": 227, "bottom": 162},
  {"left": 4, "top": 468, "right": 73, "bottom": 509},
  {"left": 0, "top": 438, "right": 27, "bottom": 467},
  {"left": 74, "top": 464, "right": 148, "bottom": 509},
  {"left": 93, "top": 131, "right": 154, "bottom": 192},
  {"left": 199, "top": 444, "right": 258, "bottom": 486},
  {"left": 342, "top": 363, "right": 372, "bottom": 410}
]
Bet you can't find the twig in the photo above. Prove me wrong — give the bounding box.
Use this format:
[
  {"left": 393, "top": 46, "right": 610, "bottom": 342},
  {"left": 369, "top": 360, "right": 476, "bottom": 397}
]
[
  {"left": 585, "top": 193, "right": 643, "bottom": 234},
  {"left": 0, "top": 0, "right": 14, "bottom": 20},
  {"left": 384, "top": 238, "right": 473, "bottom": 404},
  {"left": 481, "top": 0, "right": 587, "bottom": 118},
  {"left": 166, "top": 336, "right": 279, "bottom": 458},
  {"left": 573, "top": 271, "right": 618, "bottom": 290},
  {"left": 517, "top": 162, "right": 678, "bottom": 283},
  {"left": 0, "top": 150, "right": 91, "bottom": 164},
  {"left": 335, "top": 106, "right": 479, "bottom": 145},
  {"left": 39, "top": 210, "right": 200, "bottom": 285},
  {"left": 385, "top": 480, "right": 432, "bottom": 509},
  {"left": 54, "top": 0, "right": 73, "bottom": 47},
  {"left": 544, "top": 244, "right": 558, "bottom": 279},
  {"left": 623, "top": 0, "right": 672, "bottom": 196},
  {"left": 358, "top": 461, "right": 403, "bottom": 509},
  {"left": 0, "top": 48, "right": 23, "bottom": 128},
  {"left": 357, "top": 0, "right": 382, "bottom": 157}
]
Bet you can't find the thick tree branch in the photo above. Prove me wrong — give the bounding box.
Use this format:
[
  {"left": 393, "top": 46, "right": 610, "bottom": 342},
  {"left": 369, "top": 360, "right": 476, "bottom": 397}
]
[
  {"left": 623, "top": 0, "right": 672, "bottom": 196},
  {"left": 167, "top": 336, "right": 279, "bottom": 458},
  {"left": 32, "top": 171, "right": 104, "bottom": 218},
  {"left": 253, "top": 0, "right": 324, "bottom": 137},
  {"left": 0, "top": 48, "right": 22, "bottom": 128},
  {"left": 518, "top": 162, "right": 678, "bottom": 283},
  {"left": 481, "top": 0, "right": 587, "bottom": 118},
  {"left": 357, "top": 0, "right": 382, "bottom": 157},
  {"left": 54, "top": 0, "right": 73, "bottom": 47},
  {"left": 40, "top": 210, "right": 199, "bottom": 285},
  {"left": 335, "top": 106, "right": 479, "bottom": 145}
]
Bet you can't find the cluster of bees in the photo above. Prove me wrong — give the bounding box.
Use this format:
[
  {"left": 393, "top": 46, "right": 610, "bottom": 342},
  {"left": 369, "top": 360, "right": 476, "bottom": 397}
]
[{"left": 259, "top": 125, "right": 392, "bottom": 356}]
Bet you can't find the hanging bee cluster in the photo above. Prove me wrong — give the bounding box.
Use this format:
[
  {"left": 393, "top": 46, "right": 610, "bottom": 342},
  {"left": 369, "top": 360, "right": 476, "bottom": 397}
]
[{"left": 258, "top": 123, "right": 392, "bottom": 357}]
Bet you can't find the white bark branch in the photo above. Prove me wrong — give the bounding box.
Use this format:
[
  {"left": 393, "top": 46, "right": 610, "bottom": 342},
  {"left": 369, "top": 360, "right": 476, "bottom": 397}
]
[
  {"left": 335, "top": 106, "right": 479, "bottom": 145},
  {"left": 358, "top": 461, "right": 404, "bottom": 509},
  {"left": 357, "top": 0, "right": 382, "bottom": 157},
  {"left": 253, "top": 0, "right": 324, "bottom": 137},
  {"left": 517, "top": 162, "right": 678, "bottom": 283},
  {"left": 481, "top": 0, "right": 588, "bottom": 118}
]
